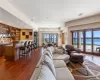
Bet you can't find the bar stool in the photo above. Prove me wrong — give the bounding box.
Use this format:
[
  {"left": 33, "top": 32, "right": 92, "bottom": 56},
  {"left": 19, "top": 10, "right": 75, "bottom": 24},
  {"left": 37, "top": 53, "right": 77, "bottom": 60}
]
[
  {"left": 31, "top": 41, "right": 35, "bottom": 51},
  {"left": 29, "top": 41, "right": 32, "bottom": 52},
  {"left": 27, "top": 41, "right": 31, "bottom": 53},
  {"left": 19, "top": 41, "right": 28, "bottom": 59}
]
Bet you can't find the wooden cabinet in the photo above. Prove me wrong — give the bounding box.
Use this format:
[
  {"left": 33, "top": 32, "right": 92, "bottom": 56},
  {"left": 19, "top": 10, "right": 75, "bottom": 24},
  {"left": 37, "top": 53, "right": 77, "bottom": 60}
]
[
  {"left": 10, "top": 28, "right": 20, "bottom": 40},
  {"left": 0, "top": 46, "right": 3, "bottom": 57},
  {"left": 5, "top": 45, "right": 14, "bottom": 60}
]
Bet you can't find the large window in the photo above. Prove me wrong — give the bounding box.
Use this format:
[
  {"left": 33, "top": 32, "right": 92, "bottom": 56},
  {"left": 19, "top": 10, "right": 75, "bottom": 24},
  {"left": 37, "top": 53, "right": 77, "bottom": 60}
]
[
  {"left": 43, "top": 33, "right": 57, "bottom": 43},
  {"left": 79, "top": 31, "right": 84, "bottom": 51},
  {"left": 93, "top": 30, "right": 100, "bottom": 53},
  {"left": 85, "top": 31, "right": 92, "bottom": 52},
  {"left": 73, "top": 32, "right": 78, "bottom": 48},
  {"left": 72, "top": 29, "right": 100, "bottom": 54}
]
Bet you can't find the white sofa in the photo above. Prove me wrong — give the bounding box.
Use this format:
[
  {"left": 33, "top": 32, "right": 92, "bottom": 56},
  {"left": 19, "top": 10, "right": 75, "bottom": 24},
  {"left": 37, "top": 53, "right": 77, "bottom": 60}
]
[{"left": 30, "top": 46, "right": 75, "bottom": 80}]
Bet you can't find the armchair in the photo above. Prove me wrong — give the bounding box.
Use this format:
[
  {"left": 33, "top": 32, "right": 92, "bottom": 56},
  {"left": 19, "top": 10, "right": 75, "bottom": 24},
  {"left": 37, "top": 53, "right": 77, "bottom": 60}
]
[
  {"left": 65, "top": 45, "right": 84, "bottom": 63},
  {"left": 65, "top": 45, "right": 81, "bottom": 53}
]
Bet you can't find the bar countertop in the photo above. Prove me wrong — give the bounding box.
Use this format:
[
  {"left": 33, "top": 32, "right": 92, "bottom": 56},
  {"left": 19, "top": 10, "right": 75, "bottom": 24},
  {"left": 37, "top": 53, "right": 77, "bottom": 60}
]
[{"left": 0, "top": 42, "right": 11, "bottom": 46}]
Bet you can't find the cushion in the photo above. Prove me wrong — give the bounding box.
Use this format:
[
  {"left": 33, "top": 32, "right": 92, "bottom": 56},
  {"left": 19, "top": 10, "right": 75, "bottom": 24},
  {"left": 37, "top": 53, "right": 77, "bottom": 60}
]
[
  {"left": 71, "top": 53, "right": 84, "bottom": 56},
  {"left": 45, "top": 50, "right": 53, "bottom": 59},
  {"left": 44, "top": 55, "right": 56, "bottom": 77},
  {"left": 53, "top": 60, "right": 66, "bottom": 68},
  {"left": 36, "top": 49, "right": 46, "bottom": 68},
  {"left": 70, "top": 53, "right": 84, "bottom": 63},
  {"left": 53, "top": 54, "right": 70, "bottom": 62},
  {"left": 55, "top": 48, "right": 63, "bottom": 54},
  {"left": 38, "top": 65, "right": 56, "bottom": 80},
  {"left": 47, "top": 47, "right": 53, "bottom": 57},
  {"left": 49, "top": 46, "right": 55, "bottom": 54},
  {"left": 56, "top": 68, "right": 75, "bottom": 80},
  {"left": 30, "top": 68, "right": 41, "bottom": 80}
]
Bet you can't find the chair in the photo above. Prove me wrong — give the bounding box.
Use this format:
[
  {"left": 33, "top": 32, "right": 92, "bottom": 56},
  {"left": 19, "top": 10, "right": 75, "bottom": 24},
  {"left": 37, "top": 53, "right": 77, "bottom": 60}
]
[
  {"left": 19, "top": 41, "right": 28, "bottom": 59},
  {"left": 27, "top": 41, "right": 31, "bottom": 52},
  {"left": 65, "top": 45, "right": 84, "bottom": 63},
  {"left": 65, "top": 45, "right": 81, "bottom": 53},
  {"left": 31, "top": 41, "right": 35, "bottom": 51}
]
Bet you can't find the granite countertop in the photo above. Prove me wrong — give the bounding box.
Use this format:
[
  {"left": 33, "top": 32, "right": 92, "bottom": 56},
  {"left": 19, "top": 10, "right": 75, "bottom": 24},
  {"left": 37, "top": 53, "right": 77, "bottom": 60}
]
[{"left": 0, "top": 42, "right": 11, "bottom": 46}]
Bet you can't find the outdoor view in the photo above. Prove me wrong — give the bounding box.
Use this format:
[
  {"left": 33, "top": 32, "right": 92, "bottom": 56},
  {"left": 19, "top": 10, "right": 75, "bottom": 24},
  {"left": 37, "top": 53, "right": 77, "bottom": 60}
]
[
  {"left": 73, "top": 30, "right": 100, "bottom": 53},
  {"left": 43, "top": 33, "right": 57, "bottom": 44}
]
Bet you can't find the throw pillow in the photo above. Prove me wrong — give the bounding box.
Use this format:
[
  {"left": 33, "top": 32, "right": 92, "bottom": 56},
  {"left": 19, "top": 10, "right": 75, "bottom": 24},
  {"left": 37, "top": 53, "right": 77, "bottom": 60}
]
[
  {"left": 38, "top": 65, "right": 56, "bottom": 80},
  {"left": 44, "top": 55, "right": 56, "bottom": 77}
]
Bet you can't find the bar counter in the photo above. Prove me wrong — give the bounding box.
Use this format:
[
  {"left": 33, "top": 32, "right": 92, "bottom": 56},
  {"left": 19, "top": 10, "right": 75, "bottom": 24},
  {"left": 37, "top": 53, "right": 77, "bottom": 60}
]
[
  {"left": 0, "top": 41, "right": 24, "bottom": 61},
  {"left": 0, "top": 42, "right": 11, "bottom": 57}
]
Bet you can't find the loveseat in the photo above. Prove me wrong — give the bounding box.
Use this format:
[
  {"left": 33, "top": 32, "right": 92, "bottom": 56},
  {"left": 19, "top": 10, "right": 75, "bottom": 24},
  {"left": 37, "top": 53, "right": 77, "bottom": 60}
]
[{"left": 30, "top": 46, "right": 75, "bottom": 80}]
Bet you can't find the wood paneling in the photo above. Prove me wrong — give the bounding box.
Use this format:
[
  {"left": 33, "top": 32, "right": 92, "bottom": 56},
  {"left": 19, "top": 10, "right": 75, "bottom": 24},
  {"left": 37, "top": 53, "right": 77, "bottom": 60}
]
[
  {"left": 0, "top": 46, "right": 4, "bottom": 57},
  {"left": 62, "top": 33, "right": 65, "bottom": 44},
  {"left": 20, "top": 29, "right": 33, "bottom": 40},
  {"left": 0, "top": 48, "right": 41, "bottom": 80}
]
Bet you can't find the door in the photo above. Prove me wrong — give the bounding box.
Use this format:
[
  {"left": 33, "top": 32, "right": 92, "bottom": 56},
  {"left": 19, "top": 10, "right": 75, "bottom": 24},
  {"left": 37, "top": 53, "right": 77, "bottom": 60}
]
[{"left": 62, "top": 33, "right": 65, "bottom": 44}]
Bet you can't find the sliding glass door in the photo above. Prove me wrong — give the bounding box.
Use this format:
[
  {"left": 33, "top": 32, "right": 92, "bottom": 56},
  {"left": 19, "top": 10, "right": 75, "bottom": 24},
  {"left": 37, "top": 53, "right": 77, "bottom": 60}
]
[
  {"left": 73, "top": 32, "right": 78, "bottom": 48},
  {"left": 79, "top": 31, "right": 84, "bottom": 51},
  {"left": 93, "top": 30, "right": 100, "bottom": 53},
  {"left": 72, "top": 29, "right": 100, "bottom": 55},
  {"left": 85, "top": 31, "right": 92, "bottom": 52}
]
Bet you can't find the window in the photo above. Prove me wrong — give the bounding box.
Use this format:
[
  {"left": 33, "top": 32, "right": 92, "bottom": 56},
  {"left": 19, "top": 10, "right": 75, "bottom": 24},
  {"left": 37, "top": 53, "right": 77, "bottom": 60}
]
[
  {"left": 85, "top": 31, "right": 92, "bottom": 52},
  {"left": 79, "top": 31, "right": 84, "bottom": 51},
  {"left": 72, "top": 32, "right": 78, "bottom": 48},
  {"left": 72, "top": 29, "right": 100, "bottom": 54},
  {"left": 93, "top": 30, "right": 100, "bottom": 53},
  {"left": 43, "top": 33, "right": 57, "bottom": 43}
]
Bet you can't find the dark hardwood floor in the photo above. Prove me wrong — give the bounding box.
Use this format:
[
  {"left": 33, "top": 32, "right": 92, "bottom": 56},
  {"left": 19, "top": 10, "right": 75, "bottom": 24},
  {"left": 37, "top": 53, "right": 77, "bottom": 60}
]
[{"left": 0, "top": 48, "right": 41, "bottom": 80}]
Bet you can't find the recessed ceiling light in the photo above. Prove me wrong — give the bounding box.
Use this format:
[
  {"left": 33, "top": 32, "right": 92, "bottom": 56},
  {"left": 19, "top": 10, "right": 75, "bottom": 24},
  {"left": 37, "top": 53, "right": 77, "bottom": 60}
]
[
  {"left": 31, "top": 17, "right": 35, "bottom": 21},
  {"left": 46, "top": 17, "right": 48, "bottom": 19},
  {"left": 78, "top": 13, "right": 83, "bottom": 16}
]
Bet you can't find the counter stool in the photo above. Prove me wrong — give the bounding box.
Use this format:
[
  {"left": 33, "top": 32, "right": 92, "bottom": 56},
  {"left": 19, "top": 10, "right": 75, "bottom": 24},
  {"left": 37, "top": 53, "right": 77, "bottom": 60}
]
[
  {"left": 19, "top": 41, "right": 28, "bottom": 59},
  {"left": 31, "top": 41, "right": 35, "bottom": 51},
  {"left": 27, "top": 41, "right": 31, "bottom": 53},
  {"left": 30, "top": 41, "right": 33, "bottom": 51}
]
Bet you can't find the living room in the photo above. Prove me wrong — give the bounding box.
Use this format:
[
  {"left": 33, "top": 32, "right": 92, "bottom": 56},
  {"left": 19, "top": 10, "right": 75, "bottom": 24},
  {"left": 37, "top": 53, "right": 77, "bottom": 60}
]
[{"left": 0, "top": 0, "right": 100, "bottom": 80}]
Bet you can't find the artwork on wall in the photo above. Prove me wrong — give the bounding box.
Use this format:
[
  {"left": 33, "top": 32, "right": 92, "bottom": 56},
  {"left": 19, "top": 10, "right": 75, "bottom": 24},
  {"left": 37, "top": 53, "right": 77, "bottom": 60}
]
[
  {"left": 26, "top": 35, "right": 29, "bottom": 39},
  {"left": 0, "top": 25, "right": 10, "bottom": 34},
  {"left": 29, "top": 32, "right": 32, "bottom": 35},
  {"left": 22, "top": 32, "right": 25, "bottom": 35}
]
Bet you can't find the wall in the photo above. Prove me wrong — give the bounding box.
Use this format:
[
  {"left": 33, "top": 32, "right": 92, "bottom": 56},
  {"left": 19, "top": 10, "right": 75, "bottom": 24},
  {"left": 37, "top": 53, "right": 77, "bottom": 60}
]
[
  {"left": 38, "top": 28, "right": 61, "bottom": 46},
  {"left": 65, "top": 14, "right": 100, "bottom": 45},
  {"left": 61, "top": 27, "right": 68, "bottom": 45},
  {"left": 20, "top": 29, "right": 33, "bottom": 40}
]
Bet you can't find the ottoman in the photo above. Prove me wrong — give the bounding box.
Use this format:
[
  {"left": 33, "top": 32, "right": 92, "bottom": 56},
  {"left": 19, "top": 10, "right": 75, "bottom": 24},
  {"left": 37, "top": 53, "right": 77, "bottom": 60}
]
[{"left": 70, "top": 53, "right": 84, "bottom": 63}]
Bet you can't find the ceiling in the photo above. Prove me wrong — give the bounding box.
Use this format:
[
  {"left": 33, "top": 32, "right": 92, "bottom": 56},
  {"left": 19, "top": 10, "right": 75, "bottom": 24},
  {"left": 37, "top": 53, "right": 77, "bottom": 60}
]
[
  {"left": 1, "top": 0, "right": 100, "bottom": 28},
  {"left": 0, "top": 7, "right": 32, "bottom": 29}
]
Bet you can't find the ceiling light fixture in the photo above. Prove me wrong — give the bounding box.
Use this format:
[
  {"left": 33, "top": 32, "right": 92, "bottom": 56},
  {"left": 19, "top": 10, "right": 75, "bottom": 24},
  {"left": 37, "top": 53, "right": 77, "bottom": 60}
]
[
  {"left": 78, "top": 13, "right": 83, "bottom": 16},
  {"left": 46, "top": 17, "right": 48, "bottom": 19},
  {"left": 31, "top": 17, "right": 35, "bottom": 21}
]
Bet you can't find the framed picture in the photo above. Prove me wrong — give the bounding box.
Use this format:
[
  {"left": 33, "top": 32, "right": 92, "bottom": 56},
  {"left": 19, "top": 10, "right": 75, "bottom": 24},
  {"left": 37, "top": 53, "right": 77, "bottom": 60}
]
[
  {"left": 29, "top": 32, "right": 32, "bottom": 35},
  {"left": 26, "top": 35, "right": 29, "bottom": 39},
  {"left": 22, "top": 32, "right": 25, "bottom": 35}
]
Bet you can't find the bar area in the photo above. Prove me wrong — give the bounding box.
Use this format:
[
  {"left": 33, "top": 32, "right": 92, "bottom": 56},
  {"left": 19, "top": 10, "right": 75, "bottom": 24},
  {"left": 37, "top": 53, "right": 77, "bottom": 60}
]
[{"left": 0, "top": 23, "right": 33, "bottom": 61}]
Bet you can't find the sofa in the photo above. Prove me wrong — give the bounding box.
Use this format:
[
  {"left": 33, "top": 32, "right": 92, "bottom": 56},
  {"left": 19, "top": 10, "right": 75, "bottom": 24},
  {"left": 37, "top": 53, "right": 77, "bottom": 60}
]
[{"left": 30, "top": 46, "right": 75, "bottom": 80}]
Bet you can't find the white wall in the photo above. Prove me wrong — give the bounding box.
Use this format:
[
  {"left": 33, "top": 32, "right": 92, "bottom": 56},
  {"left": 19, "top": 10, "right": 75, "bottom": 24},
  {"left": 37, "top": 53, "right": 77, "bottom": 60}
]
[
  {"left": 61, "top": 27, "right": 68, "bottom": 45},
  {"left": 38, "top": 28, "right": 62, "bottom": 46},
  {"left": 65, "top": 14, "right": 100, "bottom": 45}
]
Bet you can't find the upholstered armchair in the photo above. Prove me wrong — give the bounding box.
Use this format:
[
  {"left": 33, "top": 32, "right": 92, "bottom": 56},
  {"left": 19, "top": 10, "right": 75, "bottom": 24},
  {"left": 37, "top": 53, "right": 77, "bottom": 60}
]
[
  {"left": 65, "top": 45, "right": 84, "bottom": 63},
  {"left": 65, "top": 45, "right": 81, "bottom": 53}
]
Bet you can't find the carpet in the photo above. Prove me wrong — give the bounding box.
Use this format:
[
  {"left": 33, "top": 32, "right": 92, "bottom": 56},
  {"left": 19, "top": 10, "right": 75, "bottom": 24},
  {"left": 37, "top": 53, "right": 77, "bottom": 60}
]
[{"left": 68, "top": 59, "right": 100, "bottom": 80}]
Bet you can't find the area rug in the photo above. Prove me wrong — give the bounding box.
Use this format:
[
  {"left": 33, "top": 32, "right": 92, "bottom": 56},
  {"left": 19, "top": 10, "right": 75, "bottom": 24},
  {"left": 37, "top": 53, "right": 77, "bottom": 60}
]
[{"left": 68, "top": 59, "right": 100, "bottom": 80}]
